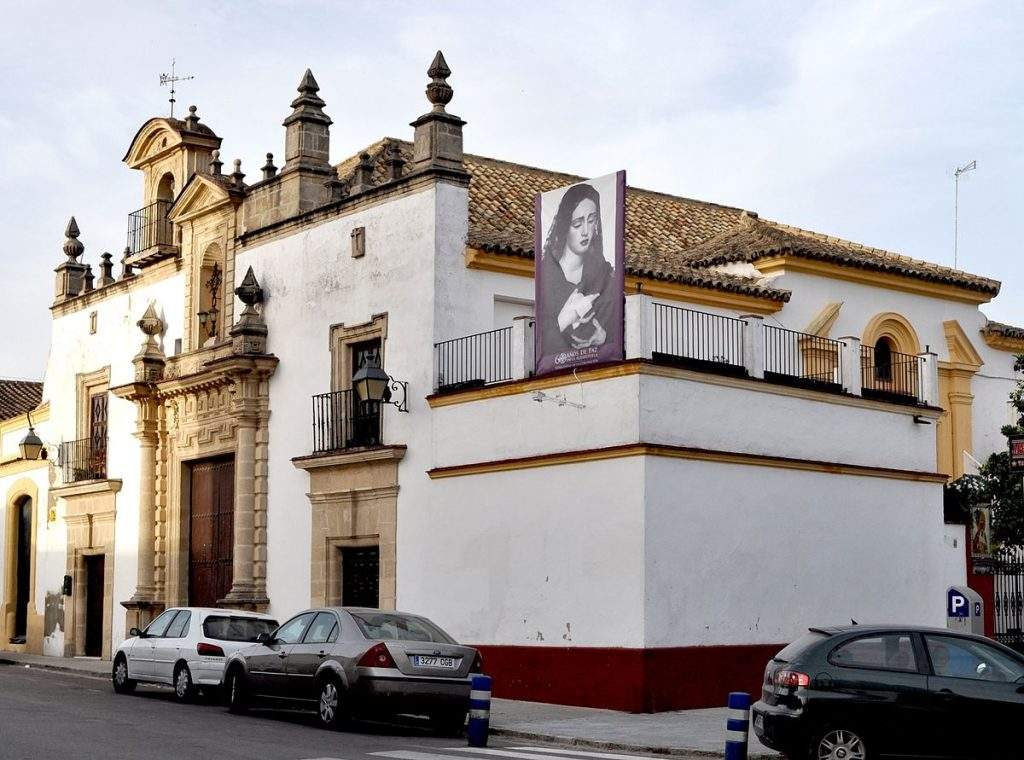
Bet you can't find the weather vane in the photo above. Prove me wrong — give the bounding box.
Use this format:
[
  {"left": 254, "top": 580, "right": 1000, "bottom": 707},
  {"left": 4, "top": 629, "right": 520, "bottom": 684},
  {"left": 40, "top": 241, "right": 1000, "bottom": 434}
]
[{"left": 159, "top": 58, "right": 195, "bottom": 119}]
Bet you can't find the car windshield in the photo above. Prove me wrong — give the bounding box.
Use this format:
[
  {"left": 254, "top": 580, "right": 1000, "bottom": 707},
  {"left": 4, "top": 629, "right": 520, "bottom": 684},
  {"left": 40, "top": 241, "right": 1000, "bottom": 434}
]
[
  {"left": 203, "top": 616, "right": 278, "bottom": 642},
  {"left": 349, "top": 612, "right": 456, "bottom": 644},
  {"left": 774, "top": 631, "right": 829, "bottom": 663}
]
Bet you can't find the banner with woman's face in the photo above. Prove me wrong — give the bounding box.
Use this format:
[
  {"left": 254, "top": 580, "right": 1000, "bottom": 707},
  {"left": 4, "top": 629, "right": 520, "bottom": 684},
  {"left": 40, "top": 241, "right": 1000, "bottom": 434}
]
[{"left": 534, "top": 170, "right": 625, "bottom": 376}]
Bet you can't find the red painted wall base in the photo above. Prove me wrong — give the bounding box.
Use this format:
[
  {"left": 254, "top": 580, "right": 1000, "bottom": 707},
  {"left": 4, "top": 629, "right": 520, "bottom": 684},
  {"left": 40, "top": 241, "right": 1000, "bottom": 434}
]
[{"left": 473, "top": 643, "right": 784, "bottom": 712}]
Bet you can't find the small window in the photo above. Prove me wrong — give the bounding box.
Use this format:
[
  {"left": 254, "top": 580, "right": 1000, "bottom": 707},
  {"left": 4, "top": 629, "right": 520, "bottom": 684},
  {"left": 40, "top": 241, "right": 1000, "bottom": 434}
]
[
  {"left": 145, "top": 609, "right": 179, "bottom": 638},
  {"left": 165, "top": 610, "right": 191, "bottom": 639},
  {"left": 874, "top": 338, "right": 894, "bottom": 381},
  {"left": 89, "top": 312, "right": 97, "bottom": 335},
  {"left": 303, "top": 612, "right": 339, "bottom": 644},
  {"left": 925, "top": 635, "right": 1024, "bottom": 682},
  {"left": 274, "top": 612, "right": 316, "bottom": 644},
  {"left": 829, "top": 634, "right": 918, "bottom": 673}
]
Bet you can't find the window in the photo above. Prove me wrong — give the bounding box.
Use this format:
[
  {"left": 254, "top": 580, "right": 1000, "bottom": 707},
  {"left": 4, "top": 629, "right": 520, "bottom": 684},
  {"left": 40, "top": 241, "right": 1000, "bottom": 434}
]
[
  {"left": 925, "top": 635, "right": 1024, "bottom": 682},
  {"left": 145, "top": 609, "right": 179, "bottom": 638},
  {"left": 165, "top": 610, "right": 191, "bottom": 639},
  {"left": 874, "top": 338, "right": 894, "bottom": 381},
  {"left": 203, "top": 616, "right": 278, "bottom": 643},
  {"left": 829, "top": 634, "right": 918, "bottom": 673},
  {"left": 303, "top": 612, "right": 339, "bottom": 644},
  {"left": 274, "top": 612, "right": 316, "bottom": 644},
  {"left": 349, "top": 612, "right": 455, "bottom": 644}
]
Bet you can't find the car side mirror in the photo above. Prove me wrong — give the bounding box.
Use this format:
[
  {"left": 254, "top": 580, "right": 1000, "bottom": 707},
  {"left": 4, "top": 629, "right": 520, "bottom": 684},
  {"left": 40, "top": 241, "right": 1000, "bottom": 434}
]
[
  {"left": 256, "top": 632, "right": 274, "bottom": 645},
  {"left": 130, "top": 627, "right": 143, "bottom": 638}
]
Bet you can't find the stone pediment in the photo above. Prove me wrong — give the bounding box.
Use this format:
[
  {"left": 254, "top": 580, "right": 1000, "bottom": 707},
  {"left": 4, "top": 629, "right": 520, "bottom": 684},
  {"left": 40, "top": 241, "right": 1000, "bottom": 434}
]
[
  {"left": 123, "top": 117, "right": 221, "bottom": 168},
  {"left": 167, "top": 173, "right": 234, "bottom": 222}
]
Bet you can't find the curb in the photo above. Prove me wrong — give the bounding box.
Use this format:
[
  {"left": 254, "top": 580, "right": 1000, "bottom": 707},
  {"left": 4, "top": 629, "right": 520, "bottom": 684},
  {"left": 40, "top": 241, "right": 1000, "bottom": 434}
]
[
  {"left": 490, "top": 726, "right": 777, "bottom": 759},
  {"left": 0, "top": 657, "right": 109, "bottom": 679}
]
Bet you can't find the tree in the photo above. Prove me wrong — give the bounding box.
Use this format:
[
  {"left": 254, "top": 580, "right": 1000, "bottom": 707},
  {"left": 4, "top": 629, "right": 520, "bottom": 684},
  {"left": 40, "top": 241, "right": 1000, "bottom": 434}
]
[{"left": 946, "top": 354, "right": 1024, "bottom": 547}]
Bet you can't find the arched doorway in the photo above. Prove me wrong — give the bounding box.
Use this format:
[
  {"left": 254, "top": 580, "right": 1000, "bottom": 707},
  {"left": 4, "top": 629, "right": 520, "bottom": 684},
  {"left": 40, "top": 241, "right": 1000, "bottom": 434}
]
[
  {"left": 156, "top": 172, "right": 176, "bottom": 202},
  {"left": 12, "top": 495, "right": 32, "bottom": 643}
]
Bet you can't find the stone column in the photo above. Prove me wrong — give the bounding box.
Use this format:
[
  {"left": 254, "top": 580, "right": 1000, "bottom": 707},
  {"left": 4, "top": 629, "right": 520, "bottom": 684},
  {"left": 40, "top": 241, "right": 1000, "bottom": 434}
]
[
  {"left": 129, "top": 405, "right": 159, "bottom": 604},
  {"left": 223, "top": 417, "right": 258, "bottom": 606},
  {"left": 740, "top": 315, "right": 765, "bottom": 379}
]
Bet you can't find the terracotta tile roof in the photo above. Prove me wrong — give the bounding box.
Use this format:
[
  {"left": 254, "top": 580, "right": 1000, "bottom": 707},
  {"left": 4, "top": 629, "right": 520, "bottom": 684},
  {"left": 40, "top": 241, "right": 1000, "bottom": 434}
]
[
  {"left": 982, "top": 320, "right": 1024, "bottom": 341},
  {"left": 335, "top": 140, "right": 999, "bottom": 302},
  {"left": 0, "top": 379, "right": 42, "bottom": 422},
  {"left": 679, "top": 216, "right": 1001, "bottom": 296}
]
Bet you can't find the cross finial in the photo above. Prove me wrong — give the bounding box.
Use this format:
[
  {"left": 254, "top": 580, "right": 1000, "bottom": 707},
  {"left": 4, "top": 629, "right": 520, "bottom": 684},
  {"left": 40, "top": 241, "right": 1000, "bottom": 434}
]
[
  {"left": 159, "top": 58, "right": 195, "bottom": 118},
  {"left": 425, "top": 51, "right": 453, "bottom": 112}
]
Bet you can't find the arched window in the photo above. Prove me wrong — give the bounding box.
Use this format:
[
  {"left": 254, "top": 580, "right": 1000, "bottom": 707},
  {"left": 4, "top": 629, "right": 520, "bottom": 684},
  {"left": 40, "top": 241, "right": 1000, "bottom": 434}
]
[
  {"left": 197, "top": 244, "right": 224, "bottom": 347},
  {"left": 156, "top": 172, "right": 176, "bottom": 202},
  {"left": 874, "top": 337, "right": 894, "bottom": 381}
]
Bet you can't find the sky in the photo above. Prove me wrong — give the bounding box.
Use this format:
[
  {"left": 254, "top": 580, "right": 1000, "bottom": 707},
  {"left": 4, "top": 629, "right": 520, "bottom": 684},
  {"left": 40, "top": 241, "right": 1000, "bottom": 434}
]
[{"left": 0, "top": 0, "right": 1021, "bottom": 379}]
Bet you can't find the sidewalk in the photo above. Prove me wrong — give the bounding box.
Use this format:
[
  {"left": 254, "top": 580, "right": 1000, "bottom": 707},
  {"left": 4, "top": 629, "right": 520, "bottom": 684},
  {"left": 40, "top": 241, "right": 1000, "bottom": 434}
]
[
  {"left": 0, "top": 652, "right": 776, "bottom": 758},
  {"left": 490, "top": 697, "right": 777, "bottom": 758}
]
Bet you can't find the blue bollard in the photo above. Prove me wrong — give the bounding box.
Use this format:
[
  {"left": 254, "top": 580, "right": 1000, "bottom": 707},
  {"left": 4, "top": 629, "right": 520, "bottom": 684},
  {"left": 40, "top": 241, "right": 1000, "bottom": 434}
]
[
  {"left": 725, "top": 691, "right": 750, "bottom": 760},
  {"left": 467, "top": 674, "right": 492, "bottom": 747}
]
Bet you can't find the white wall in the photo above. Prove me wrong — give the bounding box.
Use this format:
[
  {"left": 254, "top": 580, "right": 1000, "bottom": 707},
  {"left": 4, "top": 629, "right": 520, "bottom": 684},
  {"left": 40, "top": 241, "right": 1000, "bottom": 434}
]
[
  {"left": 237, "top": 184, "right": 446, "bottom": 620},
  {"left": 941, "top": 523, "right": 967, "bottom": 591},
  {"left": 416, "top": 457, "right": 646, "bottom": 646},
  {"left": 44, "top": 272, "right": 185, "bottom": 648},
  {"left": 643, "top": 456, "right": 947, "bottom": 647}
]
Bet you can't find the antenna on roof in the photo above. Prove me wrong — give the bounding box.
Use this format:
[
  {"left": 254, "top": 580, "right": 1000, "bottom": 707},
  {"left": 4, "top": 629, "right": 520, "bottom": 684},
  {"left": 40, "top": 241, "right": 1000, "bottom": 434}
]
[
  {"left": 159, "top": 58, "right": 195, "bottom": 119},
  {"left": 953, "top": 160, "right": 976, "bottom": 269}
]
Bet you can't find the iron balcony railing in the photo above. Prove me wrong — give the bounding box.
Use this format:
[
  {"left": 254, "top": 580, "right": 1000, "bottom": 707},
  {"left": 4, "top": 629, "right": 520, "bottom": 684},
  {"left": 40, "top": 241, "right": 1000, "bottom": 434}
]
[
  {"left": 58, "top": 437, "right": 107, "bottom": 483},
  {"left": 764, "top": 325, "right": 844, "bottom": 391},
  {"left": 652, "top": 303, "right": 745, "bottom": 373},
  {"left": 861, "top": 345, "right": 922, "bottom": 403},
  {"left": 126, "top": 199, "right": 174, "bottom": 256},
  {"left": 311, "top": 389, "right": 382, "bottom": 453},
  {"left": 434, "top": 326, "right": 514, "bottom": 392}
]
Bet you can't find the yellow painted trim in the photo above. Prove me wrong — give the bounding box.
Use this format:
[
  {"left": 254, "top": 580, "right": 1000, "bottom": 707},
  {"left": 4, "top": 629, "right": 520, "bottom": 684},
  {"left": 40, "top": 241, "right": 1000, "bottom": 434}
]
[
  {"left": 427, "top": 359, "right": 944, "bottom": 419},
  {"left": 862, "top": 311, "right": 921, "bottom": 355},
  {"left": 3, "top": 477, "right": 40, "bottom": 650},
  {"left": 464, "top": 247, "right": 784, "bottom": 314},
  {"left": 981, "top": 332, "right": 1024, "bottom": 353},
  {"left": 804, "top": 302, "right": 843, "bottom": 336},
  {"left": 943, "top": 320, "right": 984, "bottom": 367},
  {"left": 0, "top": 457, "right": 49, "bottom": 476},
  {"left": 754, "top": 256, "right": 993, "bottom": 305},
  {"left": 0, "top": 402, "right": 49, "bottom": 438},
  {"left": 427, "top": 443, "right": 947, "bottom": 484}
]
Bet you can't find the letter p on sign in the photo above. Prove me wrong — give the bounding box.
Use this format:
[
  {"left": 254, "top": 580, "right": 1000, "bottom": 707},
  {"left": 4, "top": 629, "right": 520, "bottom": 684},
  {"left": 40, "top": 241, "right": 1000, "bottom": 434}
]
[{"left": 948, "top": 588, "right": 969, "bottom": 618}]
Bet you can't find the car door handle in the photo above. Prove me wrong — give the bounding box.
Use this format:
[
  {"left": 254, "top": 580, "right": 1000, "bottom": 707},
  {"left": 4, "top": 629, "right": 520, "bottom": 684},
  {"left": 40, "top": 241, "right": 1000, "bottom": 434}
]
[
  {"left": 936, "top": 688, "right": 957, "bottom": 700},
  {"left": 317, "top": 651, "right": 327, "bottom": 659},
  {"left": 277, "top": 652, "right": 287, "bottom": 659}
]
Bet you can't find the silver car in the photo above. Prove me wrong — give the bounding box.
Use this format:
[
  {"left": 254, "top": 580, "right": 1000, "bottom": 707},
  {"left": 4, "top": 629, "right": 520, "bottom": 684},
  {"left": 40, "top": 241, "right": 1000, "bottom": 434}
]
[
  {"left": 223, "top": 607, "right": 482, "bottom": 733},
  {"left": 112, "top": 607, "right": 278, "bottom": 701}
]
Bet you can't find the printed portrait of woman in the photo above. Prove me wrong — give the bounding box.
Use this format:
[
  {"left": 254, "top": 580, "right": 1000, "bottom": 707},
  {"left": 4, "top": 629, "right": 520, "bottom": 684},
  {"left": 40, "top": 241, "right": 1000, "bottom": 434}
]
[{"left": 539, "top": 182, "right": 615, "bottom": 353}]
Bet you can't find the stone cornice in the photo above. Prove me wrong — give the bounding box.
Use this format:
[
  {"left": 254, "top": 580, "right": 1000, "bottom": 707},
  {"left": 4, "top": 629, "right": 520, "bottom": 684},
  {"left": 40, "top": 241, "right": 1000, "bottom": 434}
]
[
  {"left": 50, "top": 256, "right": 184, "bottom": 318},
  {"left": 51, "top": 479, "right": 123, "bottom": 499},
  {"left": 292, "top": 444, "right": 407, "bottom": 472},
  {"left": 238, "top": 166, "right": 468, "bottom": 249}
]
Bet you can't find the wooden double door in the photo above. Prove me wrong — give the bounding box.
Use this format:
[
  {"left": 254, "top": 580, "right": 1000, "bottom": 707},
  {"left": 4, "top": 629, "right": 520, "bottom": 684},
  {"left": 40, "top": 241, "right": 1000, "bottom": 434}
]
[{"left": 189, "top": 456, "right": 235, "bottom": 607}]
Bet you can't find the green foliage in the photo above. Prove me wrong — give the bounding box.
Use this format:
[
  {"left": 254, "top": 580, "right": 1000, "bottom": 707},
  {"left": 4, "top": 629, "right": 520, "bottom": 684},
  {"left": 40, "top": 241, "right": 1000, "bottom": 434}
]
[{"left": 946, "top": 353, "right": 1024, "bottom": 547}]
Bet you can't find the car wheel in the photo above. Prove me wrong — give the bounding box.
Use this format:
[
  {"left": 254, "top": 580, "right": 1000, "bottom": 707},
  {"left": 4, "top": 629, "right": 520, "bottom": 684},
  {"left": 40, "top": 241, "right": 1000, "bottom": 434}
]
[
  {"left": 111, "top": 655, "right": 136, "bottom": 694},
  {"left": 811, "top": 726, "right": 869, "bottom": 760},
  {"left": 316, "top": 676, "right": 347, "bottom": 730},
  {"left": 431, "top": 708, "right": 467, "bottom": 737},
  {"left": 173, "top": 663, "right": 196, "bottom": 703},
  {"left": 226, "top": 667, "right": 249, "bottom": 714}
]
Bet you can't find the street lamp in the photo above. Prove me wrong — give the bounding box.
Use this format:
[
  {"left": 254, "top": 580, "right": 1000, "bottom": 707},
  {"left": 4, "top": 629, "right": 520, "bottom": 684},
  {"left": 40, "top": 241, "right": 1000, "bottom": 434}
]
[
  {"left": 352, "top": 359, "right": 392, "bottom": 403},
  {"left": 18, "top": 410, "right": 44, "bottom": 461}
]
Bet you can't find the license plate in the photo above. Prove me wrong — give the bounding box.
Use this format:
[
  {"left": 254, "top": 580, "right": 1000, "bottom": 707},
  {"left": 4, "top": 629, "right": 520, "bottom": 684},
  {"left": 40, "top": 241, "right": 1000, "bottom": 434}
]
[{"left": 413, "top": 655, "right": 459, "bottom": 669}]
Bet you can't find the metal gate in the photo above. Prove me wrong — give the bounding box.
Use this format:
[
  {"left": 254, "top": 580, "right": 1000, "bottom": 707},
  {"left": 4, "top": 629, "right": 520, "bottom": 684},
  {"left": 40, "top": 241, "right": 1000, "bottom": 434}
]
[{"left": 994, "top": 545, "right": 1024, "bottom": 652}]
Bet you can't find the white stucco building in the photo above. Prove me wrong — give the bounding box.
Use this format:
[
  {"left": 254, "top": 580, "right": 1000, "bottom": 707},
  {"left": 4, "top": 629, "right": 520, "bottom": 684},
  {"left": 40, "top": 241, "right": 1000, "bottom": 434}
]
[{"left": 1, "top": 52, "right": 1021, "bottom": 711}]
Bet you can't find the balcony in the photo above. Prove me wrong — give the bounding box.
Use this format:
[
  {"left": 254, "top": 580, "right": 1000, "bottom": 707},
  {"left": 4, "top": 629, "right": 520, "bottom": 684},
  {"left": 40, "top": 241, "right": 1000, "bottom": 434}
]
[
  {"left": 311, "top": 389, "right": 383, "bottom": 453},
  {"left": 58, "top": 437, "right": 107, "bottom": 483},
  {"left": 431, "top": 294, "right": 937, "bottom": 408},
  {"left": 126, "top": 199, "right": 178, "bottom": 265}
]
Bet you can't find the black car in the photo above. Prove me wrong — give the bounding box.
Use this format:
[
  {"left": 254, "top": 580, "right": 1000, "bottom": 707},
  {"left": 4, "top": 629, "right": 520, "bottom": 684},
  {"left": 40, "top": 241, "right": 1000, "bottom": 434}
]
[{"left": 752, "top": 625, "right": 1024, "bottom": 759}]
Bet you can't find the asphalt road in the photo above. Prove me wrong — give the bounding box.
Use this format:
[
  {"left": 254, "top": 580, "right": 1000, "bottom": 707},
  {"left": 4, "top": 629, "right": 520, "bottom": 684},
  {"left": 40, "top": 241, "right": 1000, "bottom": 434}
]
[{"left": 0, "top": 663, "right": 531, "bottom": 760}]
